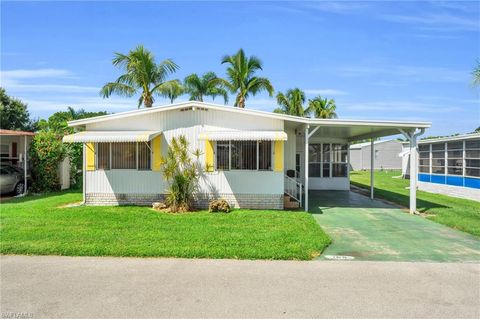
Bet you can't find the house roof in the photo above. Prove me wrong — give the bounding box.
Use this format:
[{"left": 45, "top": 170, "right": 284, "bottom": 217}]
[
  {"left": 349, "top": 139, "right": 398, "bottom": 149},
  {"left": 0, "top": 129, "right": 35, "bottom": 136},
  {"left": 416, "top": 132, "right": 480, "bottom": 144},
  {"left": 62, "top": 131, "right": 162, "bottom": 143},
  {"left": 67, "top": 101, "right": 431, "bottom": 141}
]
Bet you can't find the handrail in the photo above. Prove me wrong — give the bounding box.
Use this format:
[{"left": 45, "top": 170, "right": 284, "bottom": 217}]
[{"left": 284, "top": 175, "right": 303, "bottom": 207}]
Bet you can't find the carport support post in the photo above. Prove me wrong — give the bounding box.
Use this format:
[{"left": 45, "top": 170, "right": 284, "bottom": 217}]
[
  {"left": 24, "top": 135, "right": 27, "bottom": 195},
  {"left": 399, "top": 128, "right": 425, "bottom": 214},
  {"left": 409, "top": 134, "right": 417, "bottom": 214},
  {"left": 370, "top": 139, "right": 374, "bottom": 200},
  {"left": 304, "top": 125, "right": 309, "bottom": 212}
]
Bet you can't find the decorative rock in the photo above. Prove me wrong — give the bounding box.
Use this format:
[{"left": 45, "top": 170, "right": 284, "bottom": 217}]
[
  {"left": 209, "top": 199, "right": 231, "bottom": 213},
  {"left": 152, "top": 202, "right": 167, "bottom": 210}
]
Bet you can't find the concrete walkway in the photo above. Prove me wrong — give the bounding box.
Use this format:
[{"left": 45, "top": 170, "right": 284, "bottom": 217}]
[
  {"left": 310, "top": 191, "right": 480, "bottom": 262},
  {"left": 1, "top": 255, "right": 479, "bottom": 319}
]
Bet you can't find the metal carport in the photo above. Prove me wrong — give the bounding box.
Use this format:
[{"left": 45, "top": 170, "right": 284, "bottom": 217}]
[{"left": 301, "top": 119, "right": 430, "bottom": 214}]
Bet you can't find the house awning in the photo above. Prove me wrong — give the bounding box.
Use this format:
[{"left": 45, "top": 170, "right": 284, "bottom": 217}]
[
  {"left": 62, "top": 131, "right": 162, "bottom": 143},
  {"left": 198, "top": 130, "right": 288, "bottom": 141}
]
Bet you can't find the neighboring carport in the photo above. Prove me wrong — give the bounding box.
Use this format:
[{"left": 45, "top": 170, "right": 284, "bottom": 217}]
[
  {"left": 302, "top": 119, "right": 430, "bottom": 213},
  {"left": 310, "top": 191, "right": 480, "bottom": 262},
  {"left": 0, "top": 129, "right": 35, "bottom": 195}
]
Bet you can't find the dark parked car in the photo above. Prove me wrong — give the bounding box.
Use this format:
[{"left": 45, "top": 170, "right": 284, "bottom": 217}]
[{"left": 0, "top": 164, "right": 28, "bottom": 195}]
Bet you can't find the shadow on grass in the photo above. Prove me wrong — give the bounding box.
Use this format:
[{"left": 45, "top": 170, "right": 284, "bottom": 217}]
[
  {"left": 350, "top": 182, "right": 449, "bottom": 214},
  {"left": 1, "top": 189, "right": 82, "bottom": 204}
]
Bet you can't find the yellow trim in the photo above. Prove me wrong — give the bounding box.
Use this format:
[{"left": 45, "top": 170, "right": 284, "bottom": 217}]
[
  {"left": 152, "top": 135, "right": 162, "bottom": 171},
  {"left": 205, "top": 139, "right": 214, "bottom": 172},
  {"left": 274, "top": 141, "right": 284, "bottom": 172},
  {"left": 86, "top": 142, "right": 95, "bottom": 171}
]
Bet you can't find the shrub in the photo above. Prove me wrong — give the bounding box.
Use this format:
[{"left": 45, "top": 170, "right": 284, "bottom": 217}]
[
  {"left": 162, "top": 135, "right": 201, "bottom": 213},
  {"left": 29, "top": 131, "right": 66, "bottom": 192},
  {"left": 209, "top": 199, "right": 231, "bottom": 213}
]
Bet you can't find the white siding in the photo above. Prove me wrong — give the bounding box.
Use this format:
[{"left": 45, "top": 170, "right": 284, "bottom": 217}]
[
  {"left": 350, "top": 140, "right": 403, "bottom": 171},
  {"left": 86, "top": 170, "right": 165, "bottom": 194},
  {"left": 85, "top": 108, "right": 284, "bottom": 196},
  {"left": 284, "top": 127, "right": 296, "bottom": 173}
]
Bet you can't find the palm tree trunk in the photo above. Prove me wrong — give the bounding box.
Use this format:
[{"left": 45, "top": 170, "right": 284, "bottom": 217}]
[
  {"left": 236, "top": 94, "right": 246, "bottom": 108},
  {"left": 144, "top": 94, "right": 154, "bottom": 108}
]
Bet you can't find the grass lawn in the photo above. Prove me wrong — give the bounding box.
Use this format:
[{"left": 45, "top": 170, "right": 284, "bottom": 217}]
[
  {"left": 0, "top": 191, "right": 330, "bottom": 260},
  {"left": 350, "top": 170, "right": 480, "bottom": 237}
]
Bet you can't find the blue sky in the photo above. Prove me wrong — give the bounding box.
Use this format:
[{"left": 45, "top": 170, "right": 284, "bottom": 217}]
[{"left": 1, "top": 1, "right": 479, "bottom": 136}]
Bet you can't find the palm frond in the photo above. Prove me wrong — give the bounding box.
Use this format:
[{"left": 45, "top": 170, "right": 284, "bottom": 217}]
[{"left": 100, "top": 82, "right": 136, "bottom": 98}]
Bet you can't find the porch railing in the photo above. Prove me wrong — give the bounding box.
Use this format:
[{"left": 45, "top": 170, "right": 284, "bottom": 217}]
[{"left": 284, "top": 175, "right": 303, "bottom": 207}]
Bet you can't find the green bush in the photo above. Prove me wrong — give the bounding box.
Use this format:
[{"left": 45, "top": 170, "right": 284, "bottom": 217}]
[
  {"left": 163, "top": 135, "right": 201, "bottom": 213},
  {"left": 29, "top": 131, "right": 66, "bottom": 192}
]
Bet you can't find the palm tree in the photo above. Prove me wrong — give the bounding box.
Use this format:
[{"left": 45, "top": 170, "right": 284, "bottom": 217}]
[
  {"left": 306, "top": 96, "right": 338, "bottom": 119},
  {"left": 184, "top": 72, "right": 228, "bottom": 103},
  {"left": 273, "top": 88, "right": 306, "bottom": 116},
  {"left": 162, "top": 80, "right": 184, "bottom": 103},
  {"left": 219, "top": 49, "right": 274, "bottom": 108},
  {"left": 100, "top": 45, "right": 180, "bottom": 108}
]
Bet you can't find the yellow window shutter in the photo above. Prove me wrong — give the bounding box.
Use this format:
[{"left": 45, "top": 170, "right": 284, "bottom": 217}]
[
  {"left": 205, "top": 140, "right": 214, "bottom": 172},
  {"left": 86, "top": 142, "right": 95, "bottom": 171},
  {"left": 152, "top": 135, "right": 162, "bottom": 171},
  {"left": 274, "top": 141, "right": 284, "bottom": 172}
]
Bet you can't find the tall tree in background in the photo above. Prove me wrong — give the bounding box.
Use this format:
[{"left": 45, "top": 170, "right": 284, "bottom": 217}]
[
  {"left": 0, "top": 88, "right": 36, "bottom": 131},
  {"left": 306, "top": 96, "right": 338, "bottom": 119},
  {"left": 100, "top": 45, "right": 180, "bottom": 108},
  {"left": 219, "top": 49, "right": 274, "bottom": 108},
  {"left": 273, "top": 88, "right": 306, "bottom": 116},
  {"left": 36, "top": 107, "right": 108, "bottom": 189},
  {"left": 184, "top": 72, "right": 228, "bottom": 103},
  {"left": 161, "top": 80, "right": 184, "bottom": 103}
]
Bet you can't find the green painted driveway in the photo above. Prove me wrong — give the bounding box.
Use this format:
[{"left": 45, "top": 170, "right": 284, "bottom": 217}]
[{"left": 310, "top": 191, "right": 480, "bottom": 262}]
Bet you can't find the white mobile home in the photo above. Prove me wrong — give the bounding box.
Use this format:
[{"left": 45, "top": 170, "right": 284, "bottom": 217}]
[
  {"left": 63, "top": 101, "right": 430, "bottom": 212},
  {"left": 349, "top": 139, "right": 403, "bottom": 171}
]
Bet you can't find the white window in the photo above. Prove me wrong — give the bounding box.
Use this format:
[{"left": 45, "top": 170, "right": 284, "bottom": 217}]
[
  {"left": 96, "top": 142, "right": 151, "bottom": 170},
  {"left": 331, "top": 144, "right": 348, "bottom": 177},
  {"left": 215, "top": 140, "right": 272, "bottom": 171},
  {"left": 0, "top": 144, "right": 9, "bottom": 158},
  {"left": 308, "top": 143, "right": 348, "bottom": 178}
]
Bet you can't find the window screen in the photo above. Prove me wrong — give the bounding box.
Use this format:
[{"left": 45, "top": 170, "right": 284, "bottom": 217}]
[
  {"left": 112, "top": 143, "right": 136, "bottom": 169},
  {"left": 466, "top": 139, "right": 480, "bottom": 177},
  {"left": 231, "top": 141, "right": 257, "bottom": 170},
  {"left": 258, "top": 141, "right": 272, "bottom": 170},
  {"left": 138, "top": 142, "right": 151, "bottom": 170},
  {"left": 216, "top": 141, "right": 230, "bottom": 170},
  {"left": 97, "top": 143, "right": 110, "bottom": 170}
]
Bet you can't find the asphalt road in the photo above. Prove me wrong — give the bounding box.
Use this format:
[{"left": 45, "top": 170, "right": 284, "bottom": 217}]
[{"left": 1, "top": 256, "right": 479, "bottom": 319}]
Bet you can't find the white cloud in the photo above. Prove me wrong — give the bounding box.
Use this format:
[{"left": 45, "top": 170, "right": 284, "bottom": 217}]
[
  {"left": 304, "top": 89, "right": 347, "bottom": 96},
  {"left": 338, "top": 65, "right": 469, "bottom": 83},
  {"left": 381, "top": 12, "right": 479, "bottom": 32},
  {"left": 0, "top": 68, "right": 74, "bottom": 79},
  {"left": 23, "top": 97, "right": 138, "bottom": 112},
  {"left": 0, "top": 68, "right": 98, "bottom": 94},
  {"left": 3, "top": 83, "right": 100, "bottom": 93},
  {"left": 343, "top": 100, "right": 463, "bottom": 113}
]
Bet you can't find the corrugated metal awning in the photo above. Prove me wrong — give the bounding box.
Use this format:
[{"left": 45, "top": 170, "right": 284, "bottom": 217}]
[
  {"left": 198, "top": 131, "right": 287, "bottom": 141},
  {"left": 62, "top": 131, "right": 162, "bottom": 143}
]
